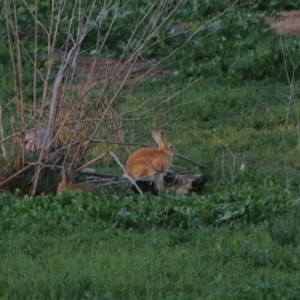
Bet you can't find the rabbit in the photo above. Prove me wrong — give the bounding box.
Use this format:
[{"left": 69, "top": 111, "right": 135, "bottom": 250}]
[
  {"left": 126, "top": 130, "right": 175, "bottom": 180},
  {"left": 57, "top": 166, "right": 100, "bottom": 194}
]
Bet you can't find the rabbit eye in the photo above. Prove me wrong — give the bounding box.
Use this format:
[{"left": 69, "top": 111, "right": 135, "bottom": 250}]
[{"left": 169, "top": 144, "right": 173, "bottom": 149}]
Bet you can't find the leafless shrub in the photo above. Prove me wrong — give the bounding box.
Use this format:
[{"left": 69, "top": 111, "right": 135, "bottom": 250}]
[{"left": 0, "top": 0, "right": 234, "bottom": 195}]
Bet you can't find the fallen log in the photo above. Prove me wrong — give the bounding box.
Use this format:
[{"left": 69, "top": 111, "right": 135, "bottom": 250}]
[{"left": 130, "top": 172, "right": 207, "bottom": 195}]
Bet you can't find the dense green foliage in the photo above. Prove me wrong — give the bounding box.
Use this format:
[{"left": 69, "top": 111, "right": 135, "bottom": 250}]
[
  {"left": 1, "top": 188, "right": 300, "bottom": 299},
  {"left": 1, "top": 223, "right": 300, "bottom": 299},
  {"left": 0, "top": 179, "right": 299, "bottom": 234}
]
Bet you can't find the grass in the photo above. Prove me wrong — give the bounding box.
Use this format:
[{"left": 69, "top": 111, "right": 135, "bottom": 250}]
[
  {"left": 1, "top": 222, "right": 300, "bottom": 299},
  {"left": 1, "top": 76, "right": 300, "bottom": 298},
  {"left": 0, "top": 180, "right": 300, "bottom": 298},
  {"left": 9, "top": 77, "right": 296, "bottom": 192},
  {"left": 113, "top": 78, "right": 300, "bottom": 188}
]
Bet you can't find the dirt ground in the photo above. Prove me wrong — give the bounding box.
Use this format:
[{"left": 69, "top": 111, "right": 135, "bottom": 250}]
[
  {"left": 73, "top": 57, "right": 173, "bottom": 87},
  {"left": 265, "top": 10, "right": 300, "bottom": 36}
]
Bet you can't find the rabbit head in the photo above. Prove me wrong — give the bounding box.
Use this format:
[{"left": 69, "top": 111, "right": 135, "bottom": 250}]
[
  {"left": 151, "top": 130, "right": 175, "bottom": 156},
  {"left": 57, "top": 166, "right": 100, "bottom": 194}
]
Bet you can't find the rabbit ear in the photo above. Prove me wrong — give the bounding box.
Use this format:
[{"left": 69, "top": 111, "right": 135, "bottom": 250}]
[
  {"left": 66, "top": 166, "right": 76, "bottom": 184},
  {"left": 61, "top": 166, "right": 75, "bottom": 185},
  {"left": 152, "top": 130, "right": 165, "bottom": 148},
  {"left": 159, "top": 130, "right": 165, "bottom": 142},
  {"left": 61, "top": 167, "right": 67, "bottom": 184}
]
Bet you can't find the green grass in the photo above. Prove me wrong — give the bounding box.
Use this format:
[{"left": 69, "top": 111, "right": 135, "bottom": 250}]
[
  {"left": 0, "top": 184, "right": 300, "bottom": 298},
  {"left": 1, "top": 222, "right": 300, "bottom": 299},
  {"left": 113, "top": 78, "right": 300, "bottom": 187},
  {"left": 2, "top": 76, "right": 300, "bottom": 298},
  {"left": 2, "top": 75, "right": 300, "bottom": 298}
]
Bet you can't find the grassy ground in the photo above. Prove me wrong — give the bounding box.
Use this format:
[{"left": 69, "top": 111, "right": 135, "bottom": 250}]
[
  {"left": 0, "top": 77, "right": 300, "bottom": 299},
  {"left": 1, "top": 76, "right": 300, "bottom": 298},
  {"left": 1, "top": 221, "right": 300, "bottom": 299},
  {"left": 114, "top": 78, "right": 300, "bottom": 187}
]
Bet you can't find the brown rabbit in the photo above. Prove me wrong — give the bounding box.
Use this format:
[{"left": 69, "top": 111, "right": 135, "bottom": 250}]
[
  {"left": 57, "top": 166, "right": 100, "bottom": 194},
  {"left": 126, "top": 131, "right": 175, "bottom": 180}
]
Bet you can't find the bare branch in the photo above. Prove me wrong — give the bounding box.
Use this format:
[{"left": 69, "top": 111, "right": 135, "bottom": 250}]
[{"left": 108, "top": 150, "right": 144, "bottom": 196}]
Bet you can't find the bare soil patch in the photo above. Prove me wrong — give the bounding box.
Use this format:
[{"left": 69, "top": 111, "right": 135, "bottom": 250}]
[
  {"left": 265, "top": 11, "right": 300, "bottom": 36},
  {"left": 74, "top": 57, "right": 173, "bottom": 87},
  {"left": 49, "top": 49, "right": 173, "bottom": 87}
]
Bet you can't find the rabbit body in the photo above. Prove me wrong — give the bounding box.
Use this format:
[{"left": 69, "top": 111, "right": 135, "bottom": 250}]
[
  {"left": 57, "top": 167, "right": 100, "bottom": 194},
  {"left": 57, "top": 181, "right": 100, "bottom": 194},
  {"left": 126, "top": 131, "right": 174, "bottom": 180}
]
